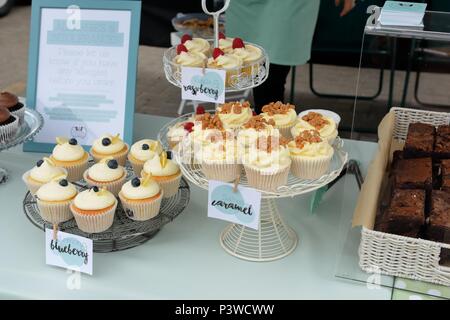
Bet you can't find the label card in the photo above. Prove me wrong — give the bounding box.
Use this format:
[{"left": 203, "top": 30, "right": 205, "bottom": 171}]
[
  {"left": 208, "top": 180, "right": 261, "bottom": 230},
  {"left": 45, "top": 229, "right": 93, "bottom": 275},
  {"left": 181, "top": 67, "right": 226, "bottom": 104}
]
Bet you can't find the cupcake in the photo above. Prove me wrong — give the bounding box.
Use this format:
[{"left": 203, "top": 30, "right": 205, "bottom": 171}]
[
  {"left": 36, "top": 176, "right": 77, "bottom": 224},
  {"left": 173, "top": 44, "right": 207, "bottom": 68},
  {"left": 70, "top": 186, "right": 117, "bottom": 233},
  {"left": 0, "top": 92, "right": 25, "bottom": 124},
  {"left": 201, "top": 133, "right": 242, "bottom": 182},
  {"left": 231, "top": 38, "right": 263, "bottom": 76},
  {"left": 119, "top": 175, "right": 163, "bottom": 221},
  {"left": 207, "top": 48, "right": 243, "bottom": 88},
  {"left": 90, "top": 133, "right": 129, "bottom": 166},
  {"left": 261, "top": 101, "right": 297, "bottom": 138},
  {"left": 50, "top": 137, "right": 89, "bottom": 182},
  {"left": 128, "top": 139, "right": 163, "bottom": 176},
  {"left": 216, "top": 101, "right": 253, "bottom": 129},
  {"left": 288, "top": 130, "right": 334, "bottom": 179},
  {"left": 218, "top": 32, "right": 234, "bottom": 53},
  {"left": 167, "top": 121, "right": 194, "bottom": 150},
  {"left": 83, "top": 158, "right": 126, "bottom": 196},
  {"left": 0, "top": 107, "right": 18, "bottom": 143},
  {"left": 22, "top": 157, "right": 68, "bottom": 196},
  {"left": 237, "top": 115, "right": 278, "bottom": 149},
  {"left": 180, "top": 34, "right": 210, "bottom": 55},
  {"left": 291, "top": 111, "right": 338, "bottom": 144},
  {"left": 242, "top": 135, "right": 292, "bottom": 192},
  {"left": 142, "top": 151, "right": 181, "bottom": 198}
]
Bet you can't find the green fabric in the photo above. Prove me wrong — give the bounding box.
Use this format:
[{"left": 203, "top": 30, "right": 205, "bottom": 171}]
[{"left": 225, "top": 0, "right": 320, "bottom": 66}]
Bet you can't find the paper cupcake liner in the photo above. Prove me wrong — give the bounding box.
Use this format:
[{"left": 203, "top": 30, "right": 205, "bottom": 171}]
[
  {"left": 201, "top": 162, "right": 242, "bottom": 182},
  {"left": 11, "top": 106, "right": 25, "bottom": 125},
  {"left": 22, "top": 168, "right": 68, "bottom": 196},
  {"left": 70, "top": 201, "right": 117, "bottom": 233},
  {"left": 90, "top": 144, "right": 129, "bottom": 166},
  {"left": 53, "top": 155, "right": 89, "bottom": 182},
  {"left": 0, "top": 116, "right": 19, "bottom": 143},
  {"left": 83, "top": 170, "right": 126, "bottom": 197},
  {"left": 276, "top": 124, "right": 295, "bottom": 139},
  {"left": 37, "top": 198, "right": 74, "bottom": 224},
  {"left": 290, "top": 155, "right": 332, "bottom": 180},
  {"left": 244, "top": 164, "right": 291, "bottom": 192},
  {"left": 118, "top": 191, "right": 163, "bottom": 221},
  {"left": 143, "top": 171, "right": 181, "bottom": 198}
]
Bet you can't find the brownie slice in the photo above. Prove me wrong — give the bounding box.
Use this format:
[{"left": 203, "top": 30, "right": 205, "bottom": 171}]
[
  {"left": 427, "top": 190, "right": 450, "bottom": 263},
  {"left": 377, "top": 189, "right": 425, "bottom": 238},
  {"left": 441, "top": 159, "right": 450, "bottom": 191},
  {"left": 404, "top": 123, "right": 435, "bottom": 158},
  {"left": 392, "top": 157, "right": 432, "bottom": 190},
  {"left": 434, "top": 125, "right": 450, "bottom": 159}
]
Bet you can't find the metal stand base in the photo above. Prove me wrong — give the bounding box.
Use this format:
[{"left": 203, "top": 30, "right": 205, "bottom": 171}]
[
  {"left": 0, "top": 167, "right": 8, "bottom": 184},
  {"left": 220, "top": 198, "right": 298, "bottom": 262}
]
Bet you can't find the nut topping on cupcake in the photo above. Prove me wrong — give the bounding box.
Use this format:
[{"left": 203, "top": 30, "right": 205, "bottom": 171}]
[
  {"left": 293, "top": 130, "right": 323, "bottom": 149},
  {"left": 256, "top": 135, "right": 291, "bottom": 153},
  {"left": 301, "top": 112, "right": 330, "bottom": 130},
  {"left": 261, "top": 101, "right": 295, "bottom": 116},
  {"left": 243, "top": 115, "right": 275, "bottom": 131}
]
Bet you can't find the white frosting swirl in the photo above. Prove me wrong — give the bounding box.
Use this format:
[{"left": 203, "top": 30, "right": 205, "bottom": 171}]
[
  {"left": 167, "top": 123, "right": 189, "bottom": 143},
  {"left": 73, "top": 189, "right": 116, "bottom": 211},
  {"left": 217, "top": 105, "right": 252, "bottom": 129},
  {"left": 120, "top": 178, "right": 160, "bottom": 200},
  {"left": 174, "top": 51, "right": 207, "bottom": 67},
  {"left": 219, "top": 38, "right": 234, "bottom": 53},
  {"left": 143, "top": 154, "right": 180, "bottom": 177},
  {"left": 237, "top": 126, "right": 278, "bottom": 148},
  {"left": 92, "top": 134, "right": 126, "bottom": 155},
  {"left": 202, "top": 140, "right": 239, "bottom": 163},
  {"left": 243, "top": 146, "right": 291, "bottom": 172},
  {"left": 291, "top": 115, "right": 337, "bottom": 142},
  {"left": 37, "top": 180, "right": 77, "bottom": 202},
  {"left": 29, "top": 159, "right": 66, "bottom": 183},
  {"left": 288, "top": 140, "right": 334, "bottom": 158},
  {"left": 87, "top": 162, "right": 124, "bottom": 182},
  {"left": 184, "top": 38, "right": 210, "bottom": 55},
  {"left": 207, "top": 54, "right": 243, "bottom": 70},
  {"left": 52, "top": 143, "right": 85, "bottom": 162},
  {"left": 233, "top": 45, "right": 262, "bottom": 64},
  {"left": 130, "top": 139, "right": 162, "bottom": 162},
  {"left": 262, "top": 109, "right": 297, "bottom": 127}
]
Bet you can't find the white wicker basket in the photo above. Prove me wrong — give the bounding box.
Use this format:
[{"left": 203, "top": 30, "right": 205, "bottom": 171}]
[{"left": 359, "top": 107, "right": 450, "bottom": 286}]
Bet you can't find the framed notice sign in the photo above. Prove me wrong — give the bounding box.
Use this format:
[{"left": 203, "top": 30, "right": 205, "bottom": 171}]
[{"left": 24, "top": 0, "right": 141, "bottom": 152}]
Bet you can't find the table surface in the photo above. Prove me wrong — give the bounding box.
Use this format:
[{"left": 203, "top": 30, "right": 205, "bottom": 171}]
[{"left": 0, "top": 113, "right": 393, "bottom": 299}]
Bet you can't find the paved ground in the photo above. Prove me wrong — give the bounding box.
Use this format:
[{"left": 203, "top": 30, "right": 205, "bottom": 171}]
[{"left": 1, "top": 4, "right": 449, "bottom": 140}]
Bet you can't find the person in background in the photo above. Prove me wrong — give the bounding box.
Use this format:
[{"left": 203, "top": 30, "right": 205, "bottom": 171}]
[{"left": 225, "top": 0, "right": 356, "bottom": 113}]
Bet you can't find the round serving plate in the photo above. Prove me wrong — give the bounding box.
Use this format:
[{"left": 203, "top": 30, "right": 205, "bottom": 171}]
[
  {"left": 171, "top": 13, "right": 225, "bottom": 38},
  {"left": 23, "top": 162, "right": 191, "bottom": 253},
  {"left": 163, "top": 41, "right": 269, "bottom": 93}
]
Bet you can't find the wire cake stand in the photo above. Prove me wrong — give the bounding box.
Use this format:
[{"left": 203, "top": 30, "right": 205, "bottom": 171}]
[
  {"left": 23, "top": 162, "right": 191, "bottom": 253},
  {"left": 157, "top": 113, "right": 349, "bottom": 262},
  {"left": 0, "top": 108, "right": 44, "bottom": 184}
]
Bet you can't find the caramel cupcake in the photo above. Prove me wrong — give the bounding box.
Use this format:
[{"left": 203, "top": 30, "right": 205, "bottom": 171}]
[
  {"left": 0, "top": 107, "right": 18, "bottom": 143},
  {"left": 118, "top": 175, "right": 163, "bottom": 221},
  {"left": 50, "top": 137, "right": 89, "bottom": 182},
  {"left": 261, "top": 102, "right": 297, "bottom": 138},
  {"left": 36, "top": 176, "right": 77, "bottom": 224},
  {"left": 128, "top": 139, "right": 163, "bottom": 176},
  {"left": 83, "top": 158, "right": 126, "bottom": 196},
  {"left": 237, "top": 115, "right": 278, "bottom": 149},
  {"left": 90, "top": 134, "right": 129, "bottom": 166},
  {"left": 22, "top": 157, "right": 67, "bottom": 196},
  {"left": 70, "top": 186, "right": 117, "bottom": 233},
  {"left": 216, "top": 101, "right": 253, "bottom": 129},
  {"left": 0, "top": 92, "right": 25, "bottom": 124},
  {"left": 142, "top": 151, "right": 181, "bottom": 198},
  {"left": 291, "top": 111, "right": 338, "bottom": 144},
  {"left": 288, "top": 130, "right": 334, "bottom": 179}
]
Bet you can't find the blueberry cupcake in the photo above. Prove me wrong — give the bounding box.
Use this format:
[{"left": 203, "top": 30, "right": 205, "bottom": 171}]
[
  {"left": 50, "top": 137, "right": 89, "bottom": 182},
  {"left": 22, "top": 157, "right": 67, "bottom": 196},
  {"left": 36, "top": 176, "right": 77, "bottom": 224},
  {"left": 83, "top": 157, "right": 126, "bottom": 196},
  {"left": 70, "top": 186, "right": 117, "bottom": 233},
  {"left": 0, "top": 107, "right": 18, "bottom": 143},
  {"left": 119, "top": 175, "right": 163, "bottom": 221},
  {"left": 142, "top": 151, "right": 181, "bottom": 198},
  {"left": 0, "top": 92, "right": 25, "bottom": 124},
  {"left": 127, "top": 139, "right": 163, "bottom": 176},
  {"left": 90, "top": 134, "right": 129, "bottom": 166}
]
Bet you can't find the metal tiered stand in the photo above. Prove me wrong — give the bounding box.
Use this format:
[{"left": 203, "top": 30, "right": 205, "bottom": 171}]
[{"left": 0, "top": 107, "right": 44, "bottom": 184}]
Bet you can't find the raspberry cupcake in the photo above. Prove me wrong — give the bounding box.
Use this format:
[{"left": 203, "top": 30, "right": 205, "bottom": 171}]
[
  {"left": 22, "top": 157, "right": 67, "bottom": 196},
  {"left": 70, "top": 186, "right": 117, "bottom": 233},
  {"left": 142, "top": 151, "right": 181, "bottom": 198},
  {"left": 0, "top": 107, "right": 18, "bottom": 143},
  {"left": 218, "top": 32, "right": 234, "bottom": 54},
  {"left": 237, "top": 115, "right": 278, "bottom": 150},
  {"left": 167, "top": 122, "right": 194, "bottom": 150},
  {"left": 207, "top": 48, "right": 243, "bottom": 88},
  {"left": 292, "top": 111, "right": 338, "bottom": 144},
  {"left": 128, "top": 139, "right": 163, "bottom": 176},
  {"left": 231, "top": 38, "right": 263, "bottom": 76},
  {"left": 118, "top": 175, "right": 163, "bottom": 221},
  {"left": 83, "top": 158, "right": 126, "bottom": 196},
  {"left": 0, "top": 92, "right": 25, "bottom": 124},
  {"left": 180, "top": 34, "right": 210, "bottom": 55},
  {"left": 288, "top": 130, "right": 334, "bottom": 179},
  {"left": 242, "top": 135, "right": 292, "bottom": 192},
  {"left": 216, "top": 101, "right": 253, "bottom": 129},
  {"left": 261, "top": 102, "right": 297, "bottom": 138},
  {"left": 173, "top": 44, "right": 207, "bottom": 68},
  {"left": 36, "top": 177, "right": 77, "bottom": 224},
  {"left": 90, "top": 134, "right": 129, "bottom": 166},
  {"left": 50, "top": 137, "right": 89, "bottom": 182}
]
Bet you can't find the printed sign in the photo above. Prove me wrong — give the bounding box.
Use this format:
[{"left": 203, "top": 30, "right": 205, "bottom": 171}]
[
  {"left": 208, "top": 180, "right": 261, "bottom": 230},
  {"left": 45, "top": 229, "right": 93, "bottom": 275},
  {"left": 181, "top": 67, "right": 226, "bottom": 104},
  {"left": 25, "top": 0, "right": 141, "bottom": 152}
]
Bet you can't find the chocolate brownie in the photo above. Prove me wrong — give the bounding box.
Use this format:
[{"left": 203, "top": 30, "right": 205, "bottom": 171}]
[
  {"left": 392, "top": 157, "right": 432, "bottom": 190},
  {"left": 427, "top": 190, "right": 450, "bottom": 263},
  {"left": 441, "top": 159, "right": 450, "bottom": 190},
  {"left": 404, "top": 123, "right": 435, "bottom": 158},
  {"left": 378, "top": 189, "right": 425, "bottom": 238},
  {"left": 434, "top": 125, "right": 450, "bottom": 159}
]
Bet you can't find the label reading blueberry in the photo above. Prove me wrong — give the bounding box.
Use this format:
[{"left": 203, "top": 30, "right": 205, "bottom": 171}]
[
  {"left": 92, "top": 186, "right": 99, "bottom": 192},
  {"left": 107, "top": 159, "right": 118, "bottom": 169},
  {"left": 142, "top": 143, "right": 150, "bottom": 150},
  {"left": 36, "top": 159, "right": 44, "bottom": 167},
  {"left": 69, "top": 138, "right": 78, "bottom": 145},
  {"left": 59, "top": 179, "right": 68, "bottom": 187},
  {"left": 131, "top": 177, "right": 141, "bottom": 188},
  {"left": 102, "top": 138, "right": 111, "bottom": 146}
]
